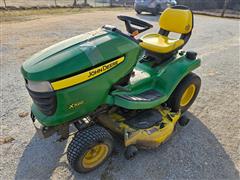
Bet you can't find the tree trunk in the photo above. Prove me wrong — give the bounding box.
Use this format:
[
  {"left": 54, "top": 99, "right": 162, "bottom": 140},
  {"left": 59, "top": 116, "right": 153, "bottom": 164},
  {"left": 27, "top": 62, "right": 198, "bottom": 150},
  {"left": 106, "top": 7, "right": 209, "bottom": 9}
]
[
  {"left": 123, "top": 0, "right": 126, "bottom": 7},
  {"left": 54, "top": 0, "right": 57, "bottom": 6},
  {"left": 221, "top": 0, "right": 229, "bottom": 17},
  {"left": 110, "top": 0, "right": 113, "bottom": 7},
  {"left": 84, "top": 0, "right": 87, "bottom": 5},
  {"left": 73, "top": 0, "right": 77, "bottom": 6},
  {"left": 3, "top": 0, "right": 7, "bottom": 8}
]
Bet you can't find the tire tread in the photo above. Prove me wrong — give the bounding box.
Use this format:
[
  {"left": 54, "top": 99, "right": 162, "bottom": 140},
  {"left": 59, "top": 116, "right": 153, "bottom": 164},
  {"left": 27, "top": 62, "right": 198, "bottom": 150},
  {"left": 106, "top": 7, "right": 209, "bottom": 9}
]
[{"left": 67, "top": 125, "right": 113, "bottom": 173}]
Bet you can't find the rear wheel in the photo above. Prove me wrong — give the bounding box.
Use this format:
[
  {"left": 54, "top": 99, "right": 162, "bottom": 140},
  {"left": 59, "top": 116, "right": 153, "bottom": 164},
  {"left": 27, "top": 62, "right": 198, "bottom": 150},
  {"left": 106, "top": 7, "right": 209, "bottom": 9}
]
[
  {"left": 67, "top": 125, "right": 113, "bottom": 173},
  {"left": 167, "top": 73, "right": 201, "bottom": 112}
]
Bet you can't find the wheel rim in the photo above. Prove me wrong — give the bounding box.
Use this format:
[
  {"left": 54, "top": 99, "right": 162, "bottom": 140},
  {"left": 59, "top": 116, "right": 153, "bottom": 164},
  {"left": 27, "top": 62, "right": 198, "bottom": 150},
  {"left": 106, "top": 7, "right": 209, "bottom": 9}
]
[
  {"left": 180, "top": 84, "right": 196, "bottom": 107},
  {"left": 82, "top": 144, "right": 109, "bottom": 169}
]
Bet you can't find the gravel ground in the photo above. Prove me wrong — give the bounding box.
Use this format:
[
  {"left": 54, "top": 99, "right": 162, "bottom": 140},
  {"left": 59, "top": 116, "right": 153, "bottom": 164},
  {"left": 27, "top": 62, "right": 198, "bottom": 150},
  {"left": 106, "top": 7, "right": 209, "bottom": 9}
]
[{"left": 0, "top": 9, "right": 240, "bottom": 180}]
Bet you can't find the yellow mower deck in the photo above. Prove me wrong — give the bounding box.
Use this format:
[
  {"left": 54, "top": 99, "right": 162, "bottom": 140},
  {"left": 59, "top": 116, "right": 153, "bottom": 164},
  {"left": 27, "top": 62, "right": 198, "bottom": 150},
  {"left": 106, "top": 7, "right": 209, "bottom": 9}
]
[{"left": 97, "top": 107, "right": 181, "bottom": 148}]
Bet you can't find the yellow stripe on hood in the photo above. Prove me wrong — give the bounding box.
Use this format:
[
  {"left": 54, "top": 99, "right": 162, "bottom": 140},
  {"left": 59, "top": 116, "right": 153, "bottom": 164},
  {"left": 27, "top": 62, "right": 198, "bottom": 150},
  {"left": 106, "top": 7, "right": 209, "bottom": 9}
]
[{"left": 51, "top": 56, "right": 125, "bottom": 90}]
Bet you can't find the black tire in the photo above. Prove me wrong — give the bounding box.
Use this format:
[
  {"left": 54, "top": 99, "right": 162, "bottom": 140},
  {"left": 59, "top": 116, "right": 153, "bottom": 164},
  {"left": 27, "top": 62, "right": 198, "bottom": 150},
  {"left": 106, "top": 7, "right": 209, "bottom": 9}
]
[
  {"left": 167, "top": 73, "right": 201, "bottom": 112},
  {"left": 67, "top": 125, "right": 113, "bottom": 173},
  {"left": 135, "top": 10, "right": 141, "bottom": 14},
  {"left": 178, "top": 115, "right": 190, "bottom": 126},
  {"left": 152, "top": 10, "right": 158, "bottom": 16}
]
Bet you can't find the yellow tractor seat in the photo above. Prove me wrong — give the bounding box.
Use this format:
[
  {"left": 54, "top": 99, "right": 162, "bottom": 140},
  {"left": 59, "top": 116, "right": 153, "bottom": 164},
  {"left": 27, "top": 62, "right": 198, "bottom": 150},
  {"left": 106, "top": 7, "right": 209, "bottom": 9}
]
[
  {"left": 139, "top": 6, "right": 193, "bottom": 54},
  {"left": 140, "top": 34, "right": 184, "bottom": 54}
]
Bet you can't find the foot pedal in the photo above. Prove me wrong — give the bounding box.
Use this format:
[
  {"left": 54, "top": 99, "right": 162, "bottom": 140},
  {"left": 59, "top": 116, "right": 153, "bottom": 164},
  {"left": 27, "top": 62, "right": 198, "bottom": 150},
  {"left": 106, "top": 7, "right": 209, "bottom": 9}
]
[{"left": 117, "top": 90, "right": 162, "bottom": 102}]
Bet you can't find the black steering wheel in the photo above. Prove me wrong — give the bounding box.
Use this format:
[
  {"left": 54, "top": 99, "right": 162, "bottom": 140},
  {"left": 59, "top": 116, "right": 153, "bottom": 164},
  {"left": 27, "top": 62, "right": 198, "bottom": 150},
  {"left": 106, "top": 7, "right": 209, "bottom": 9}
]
[{"left": 117, "top": 15, "right": 153, "bottom": 36}]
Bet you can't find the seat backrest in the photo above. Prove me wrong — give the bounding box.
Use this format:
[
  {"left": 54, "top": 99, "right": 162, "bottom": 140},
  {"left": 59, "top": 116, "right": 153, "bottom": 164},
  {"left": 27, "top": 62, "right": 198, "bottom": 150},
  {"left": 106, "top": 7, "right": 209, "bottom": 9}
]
[{"left": 159, "top": 6, "right": 193, "bottom": 34}]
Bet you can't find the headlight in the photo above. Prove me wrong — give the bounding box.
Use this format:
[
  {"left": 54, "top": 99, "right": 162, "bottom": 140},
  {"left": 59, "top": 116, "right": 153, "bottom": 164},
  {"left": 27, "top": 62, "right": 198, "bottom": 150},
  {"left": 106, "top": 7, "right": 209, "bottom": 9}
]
[{"left": 26, "top": 80, "right": 53, "bottom": 92}]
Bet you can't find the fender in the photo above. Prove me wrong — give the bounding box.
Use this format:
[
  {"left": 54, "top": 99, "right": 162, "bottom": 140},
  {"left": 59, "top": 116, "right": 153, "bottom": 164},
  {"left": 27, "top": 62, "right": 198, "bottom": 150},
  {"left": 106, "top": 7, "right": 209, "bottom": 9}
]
[
  {"left": 110, "top": 54, "right": 200, "bottom": 109},
  {"left": 155, "top": 55, "right": 201, "bottom": 101}
]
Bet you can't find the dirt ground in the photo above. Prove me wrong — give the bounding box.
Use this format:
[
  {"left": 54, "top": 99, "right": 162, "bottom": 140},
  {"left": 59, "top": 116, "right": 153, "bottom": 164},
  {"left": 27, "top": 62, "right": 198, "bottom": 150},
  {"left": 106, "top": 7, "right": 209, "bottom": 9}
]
[
  {"left": 0, "top": 0, "right": 92, "bottom": 7},
  {"left": 0, "top": 9, "right": 240, "bottom": 180}
]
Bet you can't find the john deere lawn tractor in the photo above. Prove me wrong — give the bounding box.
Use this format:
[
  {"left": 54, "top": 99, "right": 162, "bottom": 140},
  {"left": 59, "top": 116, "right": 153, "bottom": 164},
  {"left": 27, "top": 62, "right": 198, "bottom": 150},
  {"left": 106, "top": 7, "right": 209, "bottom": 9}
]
[{"left": 21, "top": 6, "right": 201, "bottom": 173}]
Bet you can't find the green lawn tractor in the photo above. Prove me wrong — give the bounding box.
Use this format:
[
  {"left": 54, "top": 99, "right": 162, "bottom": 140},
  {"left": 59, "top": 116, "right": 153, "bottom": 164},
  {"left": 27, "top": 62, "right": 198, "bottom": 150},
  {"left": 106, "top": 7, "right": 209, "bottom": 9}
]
[{"left": 21, "top": 6, "right": 201, "bottom": 173}]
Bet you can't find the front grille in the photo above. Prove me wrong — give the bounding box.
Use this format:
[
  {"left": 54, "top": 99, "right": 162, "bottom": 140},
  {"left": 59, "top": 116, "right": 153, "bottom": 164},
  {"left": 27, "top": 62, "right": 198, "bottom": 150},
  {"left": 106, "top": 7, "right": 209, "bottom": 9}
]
[{"left": 26, "top": 87, "right": 57, "bottom": 116}]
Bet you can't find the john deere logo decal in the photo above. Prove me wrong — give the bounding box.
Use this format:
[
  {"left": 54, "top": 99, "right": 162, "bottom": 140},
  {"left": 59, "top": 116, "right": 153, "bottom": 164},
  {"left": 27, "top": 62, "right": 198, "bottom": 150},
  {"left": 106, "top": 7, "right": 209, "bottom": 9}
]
[
  {"left": 88, "top": 60, "right": 119, "bottom": 78},
  {"left": 51, "top": 56, "right": 125, "bottom": 90}
]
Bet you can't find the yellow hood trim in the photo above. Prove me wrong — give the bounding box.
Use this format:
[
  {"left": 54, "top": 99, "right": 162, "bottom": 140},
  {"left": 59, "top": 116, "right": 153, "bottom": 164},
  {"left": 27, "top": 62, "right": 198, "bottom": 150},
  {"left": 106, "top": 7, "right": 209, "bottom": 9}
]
[{"left": 51, "top": 56, "right": 125, "bottom": 90}]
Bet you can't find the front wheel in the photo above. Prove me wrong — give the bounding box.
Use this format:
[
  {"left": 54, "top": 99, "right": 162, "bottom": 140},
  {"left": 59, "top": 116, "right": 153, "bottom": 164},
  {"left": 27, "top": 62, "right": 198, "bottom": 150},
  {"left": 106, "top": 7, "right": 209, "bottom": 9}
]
[
  {"left": 167, "top": 73, "right": 201, "bottom": 112},
  {"left": 67, "top": 125, "right": 113, "bottom": 173}
]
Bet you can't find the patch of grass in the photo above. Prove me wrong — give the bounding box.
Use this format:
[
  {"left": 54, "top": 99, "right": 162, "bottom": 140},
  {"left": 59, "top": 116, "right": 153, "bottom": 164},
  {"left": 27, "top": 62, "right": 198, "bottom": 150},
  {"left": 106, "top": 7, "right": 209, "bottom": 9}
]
[{"left": 0, "top": 7, "right": 132, "bottom": 22}]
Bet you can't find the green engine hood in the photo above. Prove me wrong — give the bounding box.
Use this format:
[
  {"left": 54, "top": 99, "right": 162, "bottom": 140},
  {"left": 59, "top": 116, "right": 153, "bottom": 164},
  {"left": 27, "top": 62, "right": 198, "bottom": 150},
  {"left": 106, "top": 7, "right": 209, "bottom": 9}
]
[{"left": 21, "top": 28, "right": 137, "bottom": 81}]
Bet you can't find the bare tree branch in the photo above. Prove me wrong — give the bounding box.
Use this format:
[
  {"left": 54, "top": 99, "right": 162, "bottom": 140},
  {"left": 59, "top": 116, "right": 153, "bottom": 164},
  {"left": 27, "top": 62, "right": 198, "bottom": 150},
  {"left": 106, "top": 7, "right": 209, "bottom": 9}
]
[
  {"left": 3, "top": 0, "right": 7, "bottom": 8},
  {"left": 221, "top": 0, "right": 230, "bottom": 17},
  {"left": 73, "top": 0, "right": 77, "bottom": 7}
]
